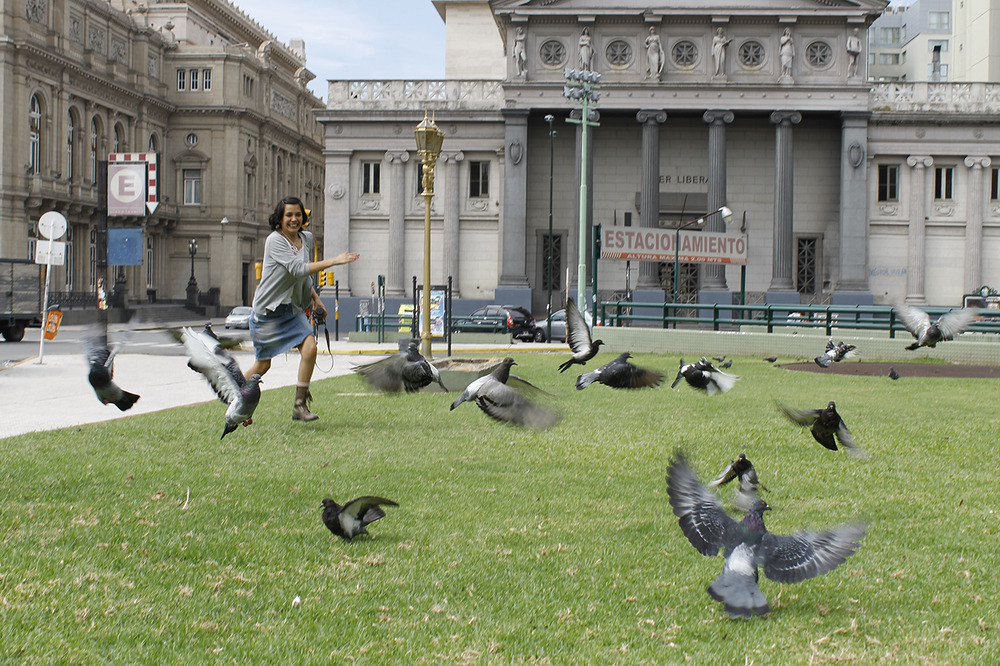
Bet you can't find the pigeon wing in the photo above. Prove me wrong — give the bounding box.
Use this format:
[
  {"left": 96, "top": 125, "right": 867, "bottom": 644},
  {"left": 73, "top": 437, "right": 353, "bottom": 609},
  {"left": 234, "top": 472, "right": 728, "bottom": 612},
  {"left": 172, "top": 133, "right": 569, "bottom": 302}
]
[
  {"left": 705, "top": 369, "right": 739, "bottom": 396},
  {"left": 476, "top": 381, "right": 560, "bottom": 429},
  {"left": 759, "top": 523, "right": 866, "bottom": 583},
  {"left": 707, "top": 459, "right": 739, "bottom": 488},
  {"left": 341, "top": 496, "right": 399, "bottom": 524},
  {"left": 895, "top": 304, "right": 931, "bottom": 340},
  {"left": 777, "top": 403, "right": 820, "bottom": 428},
  {"left": 936, "top": 308, "right": 977, "bottom": 340},
  {"left": 353, "top": 354, "right": 407, "bottom": 392},
  {"left": 666, "top": 454, "right": 740, "bottom": 556},
  {"left": 181, "top": 326, "right": 243, "bottom": 405},
  {"left": 400, "top": 358, "right": 436, "bottom": 393},
  {"left": 605, "top": 361, "right": 664, "bottom": 389},
  {"left": 564, "top": 297, "right": 594, "bottom": 355}
]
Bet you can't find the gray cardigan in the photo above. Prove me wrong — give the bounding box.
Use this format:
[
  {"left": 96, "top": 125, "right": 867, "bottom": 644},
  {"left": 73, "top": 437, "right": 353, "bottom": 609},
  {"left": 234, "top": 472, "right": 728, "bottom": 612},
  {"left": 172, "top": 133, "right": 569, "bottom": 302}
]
[{"left": 252, "top": 230, "right": 314, "bottom": 316}]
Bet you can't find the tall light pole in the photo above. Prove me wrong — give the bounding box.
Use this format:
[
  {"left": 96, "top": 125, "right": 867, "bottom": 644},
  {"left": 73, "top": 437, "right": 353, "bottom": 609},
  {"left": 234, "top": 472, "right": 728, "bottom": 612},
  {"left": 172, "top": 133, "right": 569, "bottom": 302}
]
[
  {"left": 563, "top": 67, "right": 601, "bottom": 318},
  {"left": 414, "top": 111, "right": 444, "bottom": 359},
  {"left": 545, "top": 113, "right": 555, "bottom": 342},
  {"left": 186, "top": 238, "right": 198, "bottom": 308},
  {"left": 672, "top": 206, "right": 733, "bottom": 309}
]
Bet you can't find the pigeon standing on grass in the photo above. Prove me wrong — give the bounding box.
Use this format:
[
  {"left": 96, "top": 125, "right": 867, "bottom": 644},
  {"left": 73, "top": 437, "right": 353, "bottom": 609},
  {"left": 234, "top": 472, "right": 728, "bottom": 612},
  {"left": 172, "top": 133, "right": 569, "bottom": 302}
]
[
  {"left": 666, "top": 453, "right": 866, "bottom": 619},
  {"left": 576, "top": 352, "right": 664, "bottom": 390},
  {"left": 888, "top": 367, "right": 900, "bottom": 380},
  {"left": 671, "top": 357, "right": 739, "bottom": 396},
  {"left": 707, "top": 453, "right": 768, "bottom": 513},
  {"left": 451, "top": 357, "right": 560, "bottom": 429},
  {"left": 777, "top": 401, "right": 863, "bottom": 455},
  {"left": 84, "top": 326, "right": 140, "bottom": 411},
  {"left": 558, "top": 298, "right": 603, "bottom": 373},
  {"left": 895, "top": 304, "right": 977, "bottom": 351},
  {"left": 353, "top": 341, "right": 447, "bottom": 393},
  {"left": 321, "top": 496, "right": 398, "bottom": 541},
  {"left": 814, "top": 339, "right": 857, "bottom": 368},
  {"left": 181, "top": 326, "right": 262, "bottom": 439}
]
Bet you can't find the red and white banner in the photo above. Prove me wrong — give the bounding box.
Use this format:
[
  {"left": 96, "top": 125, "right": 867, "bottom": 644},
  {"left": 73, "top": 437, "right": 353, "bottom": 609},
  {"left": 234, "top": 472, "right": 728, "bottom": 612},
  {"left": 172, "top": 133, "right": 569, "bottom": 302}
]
[
  {"left": 601, "top": 227, "right": 747, "bottom": 265},
  {"left": 108, "top": 152, "right": 158, "bottom": 214}
]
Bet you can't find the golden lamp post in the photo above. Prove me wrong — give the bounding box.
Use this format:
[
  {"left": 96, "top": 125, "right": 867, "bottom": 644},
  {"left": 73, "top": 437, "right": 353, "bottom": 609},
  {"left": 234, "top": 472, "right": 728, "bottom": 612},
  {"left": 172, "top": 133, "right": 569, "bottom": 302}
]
[{"left": 414, "top": 111, "right": 444, "bottom": 358}]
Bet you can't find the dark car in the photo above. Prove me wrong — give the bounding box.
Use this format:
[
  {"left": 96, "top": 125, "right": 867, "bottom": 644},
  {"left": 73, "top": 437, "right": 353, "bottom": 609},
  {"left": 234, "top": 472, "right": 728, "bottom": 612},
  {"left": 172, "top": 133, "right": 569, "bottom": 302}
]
[{"left": 451, "top": 304, "right": 545, "bottom": 342}]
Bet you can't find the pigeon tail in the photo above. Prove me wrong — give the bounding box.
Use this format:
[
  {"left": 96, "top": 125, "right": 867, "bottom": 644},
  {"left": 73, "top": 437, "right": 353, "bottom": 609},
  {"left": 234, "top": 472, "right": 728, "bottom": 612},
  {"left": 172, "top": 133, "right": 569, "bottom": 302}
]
[
  {"left": 112, "top": 390, "right": 141, "bottom": 411},
  {"left": 707, "top": 572, "right": 770, "bottom": 619},
  {"left": 558, "top": 358, "right": 577, "bottom": 373},
  {"left": 905, "top": 341, "right": 920, "bottom": 351},
  {"left": 575, "top": 371, "right": 598, "bottom": 390},
  {"left": 220, "top": 422, "right": 238, "bottom": 440},
  {"left": 815, "top": 355, "right": 832, "bottom": 368}
]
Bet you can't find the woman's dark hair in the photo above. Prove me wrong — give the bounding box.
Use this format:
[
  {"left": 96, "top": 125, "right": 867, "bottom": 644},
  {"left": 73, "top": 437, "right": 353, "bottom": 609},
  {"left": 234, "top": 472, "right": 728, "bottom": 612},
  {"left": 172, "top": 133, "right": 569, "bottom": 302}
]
[{"left": 269, "top": 196, "right": 308, "bottom": 230}]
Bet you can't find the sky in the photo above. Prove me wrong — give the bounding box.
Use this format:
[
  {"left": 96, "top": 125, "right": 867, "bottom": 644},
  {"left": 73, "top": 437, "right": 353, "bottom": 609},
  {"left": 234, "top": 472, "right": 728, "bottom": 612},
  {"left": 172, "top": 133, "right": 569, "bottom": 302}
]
[{"left": 229, "top": 0, "right": 447, "bottom": 100}]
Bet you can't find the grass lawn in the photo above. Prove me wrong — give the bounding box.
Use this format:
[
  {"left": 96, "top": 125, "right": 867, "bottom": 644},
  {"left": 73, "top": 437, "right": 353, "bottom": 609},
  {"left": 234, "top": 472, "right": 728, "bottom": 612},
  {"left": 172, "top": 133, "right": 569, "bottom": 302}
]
[{"left": 2, "top": 352, "right": 999, "bottom": 663}]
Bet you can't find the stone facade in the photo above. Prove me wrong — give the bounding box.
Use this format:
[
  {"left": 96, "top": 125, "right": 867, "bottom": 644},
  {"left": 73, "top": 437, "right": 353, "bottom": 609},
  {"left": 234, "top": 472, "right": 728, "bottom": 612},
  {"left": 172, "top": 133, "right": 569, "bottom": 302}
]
[{"left": 1, "top": 0, "right": 324, "bottom": 309}]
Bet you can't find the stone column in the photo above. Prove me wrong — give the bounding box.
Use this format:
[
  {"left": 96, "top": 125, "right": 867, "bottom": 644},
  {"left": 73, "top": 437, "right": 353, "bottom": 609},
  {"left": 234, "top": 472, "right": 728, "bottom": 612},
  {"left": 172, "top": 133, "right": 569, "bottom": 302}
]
[
  {"left": 384, "top": 151, "right": 409, "bottom": 296},
  {"left": 323, "top": 149, "right": 353, "bottom": 292},
  {"left": 964, "top": 156, "right": 991, "bottom": 294},
  {"left": 904, "top": 155, "right": 933, "bottom": 305},
  {"left": 702, "top": 109, "right": 734, "bottom": 291},
  {"left": 834, "top": 112, "right": 873, "bottom": 301},
  {"left": 768, "top": 111, "right": 801, "bottom": 295},
  {"left": 498, "top": 109, "right": 530, "bottom": 302},
  {"left": 635, "top": 109, "right": 666, "bottom": 290},
  {"left": 442, "top": 151, "right": 464, "bottom": 297}
]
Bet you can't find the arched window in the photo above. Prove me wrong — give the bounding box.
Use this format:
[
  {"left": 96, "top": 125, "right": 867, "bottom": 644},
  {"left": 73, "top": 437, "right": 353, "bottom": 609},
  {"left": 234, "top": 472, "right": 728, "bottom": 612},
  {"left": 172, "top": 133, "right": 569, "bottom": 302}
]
[
  {"left": 90, "top": 117, "right": 99, "bottom": 181},
  {"left": 66, "top": 110, "right": 77, "bottom": 181},
  {"left": 29, "top": 94, "right": 42, "bottom": 175},
  {"left": 113, "top": 123, "right": 124, "bottom": 153},
  {"left": 148, "top": 132, "right": 158, "bottom": 153}
]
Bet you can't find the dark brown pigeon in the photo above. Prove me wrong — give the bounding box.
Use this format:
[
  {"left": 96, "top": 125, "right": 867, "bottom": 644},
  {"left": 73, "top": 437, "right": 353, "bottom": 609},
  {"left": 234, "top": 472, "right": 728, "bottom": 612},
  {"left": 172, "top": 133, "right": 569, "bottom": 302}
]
[
  {"left": 576, "top": 352, "right": 663, "bottom": 390},
  {"left": 707, "top": 453, "right": 768, "bottom": 513},
  {"left": 667, "top": 453, "right": 866, "bottom": 619},
  {"left": 84, "top": 326, "right": 140, "bottom": 411},
  {"left": 778, "top": 401, "right": 864, "bottom": 456}
]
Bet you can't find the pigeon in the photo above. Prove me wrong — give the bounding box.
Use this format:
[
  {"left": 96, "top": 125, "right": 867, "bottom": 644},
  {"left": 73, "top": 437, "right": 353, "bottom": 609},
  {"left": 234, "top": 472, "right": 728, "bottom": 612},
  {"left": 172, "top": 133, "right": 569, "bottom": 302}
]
[
  {"left": 713, "top": 356, "right": 726, "bottom": 363},
  {"left": 777, "top": 401, "right": 863, "bottom": 455},
  {"left": 707, "top": 453, "right": 768, "bottom": 513},
  {"left": 719, "top": 359, "right": 733, "bottom": 369},
  {"left": 558, "top": 298, "right": 603, "bottom": 373},
  {"left": 888, "top": 367, "right": 900, "bottom": 380},
  {"left": 814, "top": 339, "right": 857, "bottom": 368},
  {"left": 84, "top": 325, "right": 140, "bottom": 411},
  {"left": 666, "top": 453, "right": 866, "bottom": 619},
  {"left": 321, "top": 496, "right": 398, "bottom": 541},
  {"left": 450, "top": 357, "right": 560, "bottom": 429},
  {"left": 352, "top": 341, "right": 448, "bottom": 393},
  {"left": 575, "top": 352, "right": 663, "bottom": 390},
  {"left": 895, "top": 304, "right": 977, "bottom": 351},
  {"left": 670, "top": 357, "right": 739, "bottom": 396},
  {"left": 764, "top": 356, "right": 777, "bottom": 363},
  {"left": 181, "top": 326, "right": 262, "bottom": 439}
]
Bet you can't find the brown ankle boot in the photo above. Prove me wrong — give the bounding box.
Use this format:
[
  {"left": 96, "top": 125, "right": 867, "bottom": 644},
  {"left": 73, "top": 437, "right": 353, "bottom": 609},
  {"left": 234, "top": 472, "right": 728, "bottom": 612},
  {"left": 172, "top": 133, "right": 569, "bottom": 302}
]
[{"left": 292, "top": 385, "right": 319, "bottom": 422}]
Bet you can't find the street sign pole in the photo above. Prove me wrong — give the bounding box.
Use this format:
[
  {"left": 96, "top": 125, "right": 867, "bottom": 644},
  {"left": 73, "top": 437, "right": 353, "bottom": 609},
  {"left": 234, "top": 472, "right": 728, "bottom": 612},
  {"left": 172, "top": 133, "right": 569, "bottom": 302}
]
[{"left": 36, "top": 211, "right": 67, "bottom": 365}]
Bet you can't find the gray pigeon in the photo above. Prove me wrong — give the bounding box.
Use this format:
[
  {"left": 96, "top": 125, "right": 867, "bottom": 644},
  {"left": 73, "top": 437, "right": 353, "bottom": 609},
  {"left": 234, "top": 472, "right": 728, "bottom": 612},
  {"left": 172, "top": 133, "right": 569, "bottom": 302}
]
[
  {"left": 667, "top": 453, "right": 866, "bottom": 619},
  {"left": 778, "top": 401, "right": 863, "bottom": 456},
  {"left": 576, "top": 352, "right": 663, "bottom": 390},
  {"left": 450, "top": 357, "right": 560, "bottom": 429},
  {"left": 181, "top": 326, "right": 262, "bottom": 439},
  {"left": 353, "top": 341, "right": 447, "bottom": 393},
  {"left": 707, "top": 453, "right": 768, "bottom": 513},
  {"left": 815, "top": 339, "right": 857, "bottom": 368},
  {"left": 670, "top": 357, "right": 739, "bottom": 396},
  {"left": 321, "top": 496, "right": 398, "bottom": 541},
  {"left": 896, "top": 304, "right": 977, "bottom": 351},
  {"left": 888, "top": 367, "right": 900, "bottom": 380},
  {"left": 84, "top": 326, "right": 140, "bottom": 411},
  {"left": 558, "top": 298, "right": 603, "bottom": 373}
]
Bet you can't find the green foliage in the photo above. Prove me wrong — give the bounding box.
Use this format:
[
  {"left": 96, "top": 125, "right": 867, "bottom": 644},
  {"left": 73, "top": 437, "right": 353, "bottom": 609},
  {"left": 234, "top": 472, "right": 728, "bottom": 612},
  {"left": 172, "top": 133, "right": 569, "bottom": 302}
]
[{"left": 2, "top": 354, "right": 1000, "bottom": 662}]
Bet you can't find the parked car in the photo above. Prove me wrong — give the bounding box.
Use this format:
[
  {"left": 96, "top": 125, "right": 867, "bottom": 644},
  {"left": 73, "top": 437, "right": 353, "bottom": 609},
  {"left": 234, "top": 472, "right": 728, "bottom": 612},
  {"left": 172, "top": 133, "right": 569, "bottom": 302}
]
[
  {"left": 540, "top": 307, "right": 593, "bottom": 343},
  {"left": 225, "top": 306, "right": 252, "bottom": 329},
  {"left": 451, "top": 304, "right": 545, "bottom": 342}
]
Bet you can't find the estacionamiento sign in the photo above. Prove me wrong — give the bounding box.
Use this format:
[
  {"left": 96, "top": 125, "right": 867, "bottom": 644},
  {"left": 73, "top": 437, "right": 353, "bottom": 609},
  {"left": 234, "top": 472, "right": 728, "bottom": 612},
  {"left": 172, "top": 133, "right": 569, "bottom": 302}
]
[{"left": 601, "top": 227, "right": 747, "bottom": 265}]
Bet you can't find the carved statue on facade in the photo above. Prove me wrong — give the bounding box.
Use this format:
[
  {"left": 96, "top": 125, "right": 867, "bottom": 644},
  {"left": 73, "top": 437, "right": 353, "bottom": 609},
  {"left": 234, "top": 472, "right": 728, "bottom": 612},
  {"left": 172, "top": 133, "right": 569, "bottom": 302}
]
[
  {"left": 579, "top": 27, "right": 594, "bottom": 71},
  {"left": 779, "top": 28, "right": 794, "bottom": 79},
  {"left": 847, "top": 28, "right": 862, "bottom": 78},
  {"left": 712, "top": 28, "right": 731, "bottom": 77},
  {"left": 513, "top": 26, "right": 527, "bottom": 77},
  {"left": 645, "top": 26, "right": 664, "bottom": 79}
]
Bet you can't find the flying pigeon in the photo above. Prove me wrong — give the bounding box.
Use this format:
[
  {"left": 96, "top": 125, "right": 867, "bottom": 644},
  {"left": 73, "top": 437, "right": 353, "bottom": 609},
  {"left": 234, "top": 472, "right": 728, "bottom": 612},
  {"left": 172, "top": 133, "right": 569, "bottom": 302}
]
[
  {"left": 670, "top": 357, "right": 739, "bottom": 396},
  {"left": 895, "top": 304, "right": 977, "bottom": 351},
  {"left": 666, "top": 453, "right": 866, "bottom": 619},
  {"left": 814, "top": 339, "right": 857, "bottom": 368},
  {"left": 576, "top": 352, "right": 663, "bottom": 390},
  {"left": 321, "top": 496, "right": 398, "bottom": 541},
  {"left": 181, "top": 326, "right": 262, "bottom": 439},
  {"left": 713, "top": 356, "right": 726, "bottom": 363},
  {"left": 888, "top": 367, "right": 900, "bottom": 380},
  {"left": 352, "top": 341, "right": 448, "bottom": 393},
  {"left": 777, "top": 401, "right": 863, "bottom": 455},
  {"left": 558, "top": 298, "right": 603, "bottom": 373},
  {"left": 450, "top": 357, "right": 560, "bottom": 429},
  {"left": 707, "top": 453, "right": 768, "bottom": 513},
  {"left": 84, "top": 326, "right": 140, "bottom": 411}
]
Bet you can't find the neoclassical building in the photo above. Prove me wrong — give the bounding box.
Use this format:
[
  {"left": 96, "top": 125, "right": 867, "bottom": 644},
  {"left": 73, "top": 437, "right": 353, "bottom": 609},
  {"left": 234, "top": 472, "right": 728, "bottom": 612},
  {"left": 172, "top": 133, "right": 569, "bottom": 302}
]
[
  {"left": 1, "top": 0, "right": 324, "bottom": 309},
  {"left": 318, "top": 0, "right": 1000, "bottom": 323}
]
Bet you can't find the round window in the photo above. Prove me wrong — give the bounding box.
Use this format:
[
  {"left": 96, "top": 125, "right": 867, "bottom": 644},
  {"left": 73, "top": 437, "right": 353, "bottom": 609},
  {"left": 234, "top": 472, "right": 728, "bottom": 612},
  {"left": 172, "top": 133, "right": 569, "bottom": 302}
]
[
  {"left": 671, "top": 40, "right": 698, "bottom": 68},
  {"left": 539, "top": 40, "right": 567, "bottom": 67},
  {"left": 605, "top": 39, "right": 633, "bottom": 67},
  {"left": 738, "top": 40, "right": 765, "bottom": 69},
  {"left": 805, "top": 41, "right": 833, "bottom": 69}
]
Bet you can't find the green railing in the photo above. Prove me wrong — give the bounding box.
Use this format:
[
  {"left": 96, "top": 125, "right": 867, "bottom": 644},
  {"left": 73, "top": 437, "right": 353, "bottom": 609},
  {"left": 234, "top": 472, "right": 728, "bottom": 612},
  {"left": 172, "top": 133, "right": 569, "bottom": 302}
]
[{"left": 597, "top": 301, "right": 1000, "bottom": 337}]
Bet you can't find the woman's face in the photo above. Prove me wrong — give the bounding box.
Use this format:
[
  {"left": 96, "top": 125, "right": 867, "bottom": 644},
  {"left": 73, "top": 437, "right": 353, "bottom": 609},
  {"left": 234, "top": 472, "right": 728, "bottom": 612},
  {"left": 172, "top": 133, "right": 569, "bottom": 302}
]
[{"left": 279, "top": 203, "right": 304, "bottom": 235}]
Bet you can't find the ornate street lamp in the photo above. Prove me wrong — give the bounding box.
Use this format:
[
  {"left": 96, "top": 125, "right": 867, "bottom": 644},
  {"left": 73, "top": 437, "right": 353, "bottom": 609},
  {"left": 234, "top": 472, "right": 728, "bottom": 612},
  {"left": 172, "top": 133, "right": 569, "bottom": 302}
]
[
  {"left": 186, "top": 238, "right": 198, "bottom": 308},
  {"left": 672, "top": 206, "right": 733, "bottom": 314},
  {"left": 414, "top": 111, "right": 444, "bottom": 358},
  {"left": 545, "top": 113, "right": 556, "bottom": 342}
]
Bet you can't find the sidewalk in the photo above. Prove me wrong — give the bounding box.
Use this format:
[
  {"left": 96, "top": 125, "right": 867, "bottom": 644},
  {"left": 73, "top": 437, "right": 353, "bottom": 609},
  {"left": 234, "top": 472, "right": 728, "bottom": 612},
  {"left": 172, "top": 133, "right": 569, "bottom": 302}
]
[{"left": 0, "top": 332, "right": 538, "bottom": 440}]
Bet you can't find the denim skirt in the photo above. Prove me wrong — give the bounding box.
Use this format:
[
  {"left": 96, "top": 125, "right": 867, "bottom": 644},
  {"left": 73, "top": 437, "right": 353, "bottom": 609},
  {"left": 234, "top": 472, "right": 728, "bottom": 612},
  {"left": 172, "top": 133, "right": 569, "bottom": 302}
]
[{"left": 250, "top": 303, "right": 314, "bottom": 361}]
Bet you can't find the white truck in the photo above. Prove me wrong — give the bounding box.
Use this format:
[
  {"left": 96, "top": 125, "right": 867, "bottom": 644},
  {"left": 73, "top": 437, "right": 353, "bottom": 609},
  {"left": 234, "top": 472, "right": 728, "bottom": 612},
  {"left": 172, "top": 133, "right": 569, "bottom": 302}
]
[{"left": 0, "top": 258, "right": 42, "bottom": 342}]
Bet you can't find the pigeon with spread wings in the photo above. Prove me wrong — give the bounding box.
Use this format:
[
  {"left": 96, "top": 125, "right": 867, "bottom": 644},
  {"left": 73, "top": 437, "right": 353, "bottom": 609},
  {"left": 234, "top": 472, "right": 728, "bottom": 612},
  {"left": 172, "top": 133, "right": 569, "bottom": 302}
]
[
  {"left": 451, "top": 357, "right": 560, "bottom": 429},
  {"left": 181, "top": 326, "right": 262, "bottom": 439},
  {"left": 778, "top": 401, "right": 863, "bottom": 456},
  {"left": 576, "top": 352, "right": 663, "bottom": 390},
  {"left": 896, "top": 304, "right": 977, "bottom": 351},
  {"left": 558, "top": 298, "right": 603, "bottom": 373},
  {"left": 84, "top": 325, "right": 140, "bottom": 411},
  {"left": 353, "top": 341, "right": 447, "bottom": 393},
  {"left": 322, "top": 496, "right": 398, "bottom": 541}
]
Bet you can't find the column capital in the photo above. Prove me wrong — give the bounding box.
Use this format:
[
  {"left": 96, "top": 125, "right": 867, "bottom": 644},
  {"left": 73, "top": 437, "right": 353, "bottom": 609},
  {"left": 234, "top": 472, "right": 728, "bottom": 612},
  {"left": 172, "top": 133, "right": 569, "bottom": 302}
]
[
  {"left": 501, "top": 108, "right": 530, "bottom": 123},
  {"left": 906, "top": 155, "right": 933, "bottom": 169},
  {"left": 636, "top": 109, "right": 667, "bottom": 124},
  {"left": 441, "top": 151, "right": 465, "bottom": 163},
  {"left": 839, "top": 110, "right": 871, "bottom": 127},
  {"left": 703, "top": 109, "right": 734, "bottom": 125},
  {"left": 769, "top": 110, "right": 801, "bottom": 126},
  {"left": 384, "top": 151, "right": 410, "bottom": 163},
  {"left": 964, "top": 155, "right": 992, "bottom": 169}
]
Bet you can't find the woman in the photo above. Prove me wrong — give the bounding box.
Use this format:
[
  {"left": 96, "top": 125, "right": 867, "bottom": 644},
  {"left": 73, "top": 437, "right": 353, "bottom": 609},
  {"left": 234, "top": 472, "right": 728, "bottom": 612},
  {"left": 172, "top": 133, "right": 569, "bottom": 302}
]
[{"left": 246, "top": 196, "right": 359, "bottom": 422}]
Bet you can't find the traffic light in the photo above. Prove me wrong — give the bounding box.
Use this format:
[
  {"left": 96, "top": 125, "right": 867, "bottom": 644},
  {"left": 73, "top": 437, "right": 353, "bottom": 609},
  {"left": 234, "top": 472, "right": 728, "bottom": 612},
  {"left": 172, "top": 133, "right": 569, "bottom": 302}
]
[
  {"left": 254, "top": 261, "right": 262, "bottom": 280},
  {"left": 317, "top": 272, "right": 325, "bottom": 287}
]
